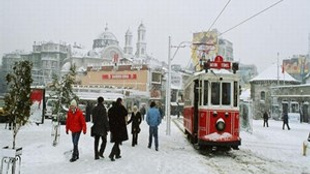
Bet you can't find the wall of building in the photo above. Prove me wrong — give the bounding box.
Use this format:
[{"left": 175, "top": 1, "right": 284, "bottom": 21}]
[{"left": 81, "top": 66, "right": 148, "bottom": 92}]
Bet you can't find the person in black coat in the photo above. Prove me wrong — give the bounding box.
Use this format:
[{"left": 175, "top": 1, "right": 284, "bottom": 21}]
[
  {"left": 282, "top": 112, "right": 290, "bottom": 130},
  {"left": 263, "top": 111, "right": 269, "bottom": 127},
  {"left": 139, "top": 105, "right": 146, "bottom": 121},
  {"left": 108, "top": 98, "right": 128, "bottom": 161},
  {"left": 85, "top": 101, "right": 93, "bottom": 122},
  {"left": 92, "top": 96, "right": 110, "bottom": 160},
  {"left": 127, "top": 105, "right": 142, "bottom": 147}
]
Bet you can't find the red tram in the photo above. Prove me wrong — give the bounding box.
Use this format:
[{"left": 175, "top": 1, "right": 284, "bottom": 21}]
[{"left": 183, "top": 56, "right": 241, "bottom": 150}]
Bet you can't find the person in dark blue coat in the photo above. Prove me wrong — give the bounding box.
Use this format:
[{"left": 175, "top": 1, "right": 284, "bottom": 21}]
[
  {"left": 146, "top": 101, "right": 161, "bottom": 151},
  {"left": 91, "top": 96, "right": 109, "bottom": 160}
]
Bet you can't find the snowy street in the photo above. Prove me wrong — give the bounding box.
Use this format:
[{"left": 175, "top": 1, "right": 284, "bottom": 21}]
[{"left": 1, "top": 118, "right": 310, "bottom": 174}]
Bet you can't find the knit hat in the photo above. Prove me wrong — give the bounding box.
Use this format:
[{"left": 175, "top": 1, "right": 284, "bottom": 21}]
[{"left": 70, "top": 99, "right": 77, "bottom": 107}]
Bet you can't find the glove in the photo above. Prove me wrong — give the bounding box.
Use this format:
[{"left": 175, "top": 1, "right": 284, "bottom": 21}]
[
  {"left": 83, "top": 131, "right": 86, "bottom": 134},
  {"left": 66, "top": 130, "right": 69, "bottom": 134}
]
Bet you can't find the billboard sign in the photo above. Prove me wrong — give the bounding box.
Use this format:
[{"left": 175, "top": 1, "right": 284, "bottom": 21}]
[{"left": 29, "top": 87, "right": 45, "bottom": 124}]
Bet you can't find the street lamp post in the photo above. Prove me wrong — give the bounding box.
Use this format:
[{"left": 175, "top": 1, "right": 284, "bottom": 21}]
[{"left": 166, "top": 36, "right": 191, "bottom": 135}]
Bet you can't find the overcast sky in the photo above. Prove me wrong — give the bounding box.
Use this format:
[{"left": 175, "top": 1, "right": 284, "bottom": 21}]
[{"left": 1, "top": 0, "right": 309, "bottom": 72}]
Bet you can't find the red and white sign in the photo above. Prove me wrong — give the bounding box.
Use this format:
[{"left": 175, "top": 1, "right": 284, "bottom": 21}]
[
  {"left": 102, "top": 74, "right": 137, "bottom": 80},
  {"left": 209, "top": 56, "right": 231, "bottom": 69}
]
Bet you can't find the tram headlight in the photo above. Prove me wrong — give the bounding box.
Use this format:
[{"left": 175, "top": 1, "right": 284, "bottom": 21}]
[
  {"left": 213, "top": 111, "right": 218, "bottom": 117},
  {"left": 216, "top": 118, "right": 226, "bottom": 131},
  {"left": 225, "top": 112, "right": 229, "bottom": 117}
]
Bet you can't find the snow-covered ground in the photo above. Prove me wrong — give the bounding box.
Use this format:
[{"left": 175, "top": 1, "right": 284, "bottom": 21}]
[{"left": 0, "top": 118, "right": 310, "bottom": 174}]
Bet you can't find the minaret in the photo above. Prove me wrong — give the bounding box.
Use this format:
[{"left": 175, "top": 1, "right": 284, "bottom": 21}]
[
  {"left": 135, "top": 22, "right": 147, "bottom": 58},
  {"left": 124, "top": 28, "right": 133, "bottom": 55}
]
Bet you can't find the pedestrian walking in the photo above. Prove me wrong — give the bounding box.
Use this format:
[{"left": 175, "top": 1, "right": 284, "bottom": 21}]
[
  {"left": 282, "top": 112, "right": 290, "bottom": 130},
  {"left": 263, "top": 111, "right": 269, "bottom": 127},
  {"left": 85, "top": 101, "right": 93, "bottom": 122},
  {"left": 127, "top": 105, "right": 142, "bottom": 147},
  {"left": 140, "top": 105, "right": 146, "bottom": 121},
  {"left": 108, "top": 98, "right": 128, "bottom": 161},
  {"left": 91, "top": 96, "right": 110, "bottom": 160},
  {"left": 176, "top": 102, "right": 181, "bottom": 119},
  {"left": 146, "top": 101, "right": 161, "bottom": 151},
  {"left": 65, "top": 99, "right": 87, "bottom": 162}
]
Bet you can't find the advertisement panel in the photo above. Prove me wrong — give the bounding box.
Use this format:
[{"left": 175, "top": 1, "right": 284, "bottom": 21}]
[
  {"left": 283, "top": 56, "right": 309, "bottom": 75},
  {"left": 29, "top": 87, "right": 45, "bottom": 124},
  {"left": 191, "top": 31, "right": 219, "bottom": 71}
]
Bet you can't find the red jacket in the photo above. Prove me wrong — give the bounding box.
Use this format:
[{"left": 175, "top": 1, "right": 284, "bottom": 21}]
[{"left": 66, "top": 108, "right": 87, "bottom": 134}]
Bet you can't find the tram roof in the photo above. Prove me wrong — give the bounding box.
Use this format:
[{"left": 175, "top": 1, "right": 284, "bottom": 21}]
[{"left": 193, "top": 68, "right": 234, "bottom": 76}]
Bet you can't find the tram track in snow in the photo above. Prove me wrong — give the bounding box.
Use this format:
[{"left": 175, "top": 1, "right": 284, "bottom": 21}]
[{"left": 172, "top": 118, "right": 304, "bottom": 174}]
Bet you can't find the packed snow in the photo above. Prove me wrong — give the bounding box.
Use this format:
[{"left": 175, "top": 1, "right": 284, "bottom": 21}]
[{"left": 0, "top": 117, "right": 310, "bottom": 174}]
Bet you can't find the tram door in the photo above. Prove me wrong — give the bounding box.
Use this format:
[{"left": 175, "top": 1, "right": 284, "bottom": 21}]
[{"left": 193, "top": 79, "right": 199, "bottom": 142}]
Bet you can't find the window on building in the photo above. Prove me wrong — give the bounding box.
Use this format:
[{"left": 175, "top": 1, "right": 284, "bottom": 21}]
[
  {"left": 261, "top": 91, "right": 266, "bottom": 100},
  {"left": 151, "top": 72, "right": 161, "bottom": 83}
]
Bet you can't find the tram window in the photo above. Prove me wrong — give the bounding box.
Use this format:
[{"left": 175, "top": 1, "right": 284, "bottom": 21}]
[
  {"left": 203, "top": 81, "right": 209, "bottom": 105},
  {"left": 211, "top": 82, "right": 220, "bottom": 105},
  {"left": 222, "top": 83, "right": 231, "bottom": 105},
  {"left": 184, "top": 85, "right": 192, "bottom": 106},
  {"left": 199, "top": 80, "right": 202, "bottom": 106},
  {"left": 233, "top": 81, "right": 238, "bottom": 107}
]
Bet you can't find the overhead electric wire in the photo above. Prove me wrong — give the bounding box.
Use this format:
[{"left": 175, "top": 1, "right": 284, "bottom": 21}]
[
  {"left": 207, "top": 0, "right": 232, "bottom": 33},
  {"left": 220, "top": 0, "right": 285, "bottom": 36}
]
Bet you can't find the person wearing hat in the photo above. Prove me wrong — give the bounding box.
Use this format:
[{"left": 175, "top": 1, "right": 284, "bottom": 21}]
[{"left": 66, "top": 99, "right": 87, "bottom": 162}]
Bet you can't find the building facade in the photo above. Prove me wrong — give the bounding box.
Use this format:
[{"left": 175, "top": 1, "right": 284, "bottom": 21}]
[{"left": 250, "top": 63, "right": 300, "bottom": 119}]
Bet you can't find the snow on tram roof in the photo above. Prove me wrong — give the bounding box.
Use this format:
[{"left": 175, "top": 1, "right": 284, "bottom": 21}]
[{"left": 193, "top": 68, "right": 234, "bottom": 76}]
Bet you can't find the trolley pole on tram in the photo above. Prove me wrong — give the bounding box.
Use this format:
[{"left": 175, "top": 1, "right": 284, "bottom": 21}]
[{"left": 166, "top": 36, "right": 191, "bottom": 135}]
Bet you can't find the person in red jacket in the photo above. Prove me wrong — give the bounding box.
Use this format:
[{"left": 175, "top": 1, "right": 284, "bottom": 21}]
[{"left": 66, "top": 99, "right": 87, "bottom": 162}]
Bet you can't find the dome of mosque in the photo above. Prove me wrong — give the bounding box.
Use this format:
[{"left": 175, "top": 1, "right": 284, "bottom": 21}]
[{"left": 97, "top": 26, "right": 118, "bottom": 41}]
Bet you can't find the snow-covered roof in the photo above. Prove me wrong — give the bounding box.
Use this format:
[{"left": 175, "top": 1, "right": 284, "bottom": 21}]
[
  {"left": 61, "top": 62, "right": 71, "bottom": 71},
  {"left": 71, "top": 47, "right": 88, "bottom": 58},
  {"left": 194, "top": 68, "right": 233, "bottom": 76},
  {"left": 250, "top": 63, "right": 298, "bottom": 82},
  {"left": 97, "top": 26, "right": 118, "bottom": 41}
]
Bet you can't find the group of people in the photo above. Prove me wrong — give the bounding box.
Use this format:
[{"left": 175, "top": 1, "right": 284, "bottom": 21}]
[
  {"left": 262, "top": 111, "right": 290, "bottom": 130},
  {"left": 65, "top": 97, "right": 162, "bottom": 162}
]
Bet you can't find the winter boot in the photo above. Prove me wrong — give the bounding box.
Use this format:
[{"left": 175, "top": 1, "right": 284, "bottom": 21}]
[
  {"left": 109, "top": 154, "right": 115, "bottom": 161},
  {"left": 95, "top": 151, "right": 99, "bottom": 160},
  {"left": 99, "top": 149, "right": 104, "bottom": 158},
  {"left": 70, "top": 154, "right": 78, "bottom": 162}
]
